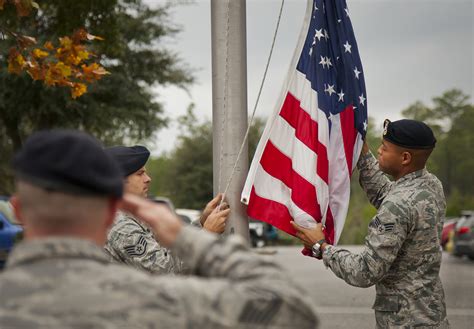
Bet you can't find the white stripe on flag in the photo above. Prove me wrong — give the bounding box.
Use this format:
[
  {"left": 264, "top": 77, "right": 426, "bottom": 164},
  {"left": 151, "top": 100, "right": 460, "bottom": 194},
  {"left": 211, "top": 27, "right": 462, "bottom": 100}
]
[
  {"left": 253, "top": 164, "right": 317, "bottom": 227},
  {"left": 268, "top": 117, "right": 328, "bottom": 202},
  {"left": 289, "top": 71, "right": 330, "bottom": 148},
  {"left": 327, "top": 113, "right": 351, "bottom": 243}
]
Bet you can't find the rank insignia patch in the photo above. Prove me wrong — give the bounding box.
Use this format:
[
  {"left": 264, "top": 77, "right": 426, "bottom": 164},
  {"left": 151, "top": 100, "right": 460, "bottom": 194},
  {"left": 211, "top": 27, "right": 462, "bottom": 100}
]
[
  {"left": 124, "top": 235, "right": 148, "bottom": 257},
  {"left": 370, "top": 217, "right": 395, "bottom": 234}
]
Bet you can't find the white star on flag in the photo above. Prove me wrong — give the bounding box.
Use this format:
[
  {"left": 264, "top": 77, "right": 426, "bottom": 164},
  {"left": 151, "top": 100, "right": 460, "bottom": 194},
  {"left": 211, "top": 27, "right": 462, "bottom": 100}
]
[
  {"left": 326, "top": 57, "right": 333, "bottom": 67},
  {"left": 326, "top": 84, "right": 336, "bottom": 96},
  {"left": 315, "top": 29, "right": 324, "bottom": 41},
  {"left": 359, "top": 94, "right": 366, "bottom": 106},
  {"left": 343, "top": 41, "right": 352, "bottom": 53},
  {"left": 319, "top": 56, "right": 327, "bottom": 68},
  {"left": 337, "top": 90, "right": 345, "bottom": 102},
  {"left": 354, "top": 67, "right": 361, "bottom": 79}
]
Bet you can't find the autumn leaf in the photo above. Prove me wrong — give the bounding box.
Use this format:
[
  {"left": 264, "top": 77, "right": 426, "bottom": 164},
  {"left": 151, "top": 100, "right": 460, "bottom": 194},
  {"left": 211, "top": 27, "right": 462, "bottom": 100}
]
[
  {"left": 12, "top": 0, "right": 38, "bottom": 17},
  {"left": 32, "top": 48, "right": 48, "bottom": 59},
  {"left": 7, "top": 48, "right": 26, "bottom": 74},
  {"left": 44, "top": 41, "right": 54, "bottom": 51},
  {"left": 5, "top": 18, "right": 107, "bottom": 98},
  {"left": 59, "top": 36, "right": 72, "bottom": 50},
  {"left": 55, "top": 62, "right": 72, "bottom": 78},
  {"left": 10, "top": 33, "right": 37, "bottom": 48},
  {"left": 71, "top": 82, "right": 87, "bottom": 99},
  {"left": 86, "top": 33, "right": 104, "bottom": 41},
  {"left": 25, "top": 60, "right": 43, "bottom": 80}
]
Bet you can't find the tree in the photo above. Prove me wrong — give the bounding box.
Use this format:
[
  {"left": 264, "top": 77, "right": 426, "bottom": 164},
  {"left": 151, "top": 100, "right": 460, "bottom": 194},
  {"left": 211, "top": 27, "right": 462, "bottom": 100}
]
[
  {"left": 148, "top": 106, "right": 265, "bottom": 210},
  {"left": 401, "top": 89, "right": 473, "bottom": 214},
  {"left": 1, "top": 0, "right": 109, "bottom": 98},
  {"left": 0, "top": 0, "right": 193, "bottom": 194}
]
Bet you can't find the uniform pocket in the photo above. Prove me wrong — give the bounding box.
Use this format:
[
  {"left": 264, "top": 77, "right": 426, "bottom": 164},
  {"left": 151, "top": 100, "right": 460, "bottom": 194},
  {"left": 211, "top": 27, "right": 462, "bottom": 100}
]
[{"left": 372, "top": 294, "right": 400, "bottom": 312}]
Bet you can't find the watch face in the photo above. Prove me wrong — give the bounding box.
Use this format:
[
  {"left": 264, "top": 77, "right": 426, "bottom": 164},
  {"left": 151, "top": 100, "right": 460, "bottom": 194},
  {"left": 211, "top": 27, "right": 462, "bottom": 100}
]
[{"left": 312, "top": 243, "right": 321, "bottom": 257}]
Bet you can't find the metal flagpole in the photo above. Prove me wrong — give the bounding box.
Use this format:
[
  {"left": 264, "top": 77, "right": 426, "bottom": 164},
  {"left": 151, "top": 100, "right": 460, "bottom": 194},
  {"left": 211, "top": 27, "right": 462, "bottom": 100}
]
[{"left": 211, "top": 0, "right": 249, "bottom": 243}]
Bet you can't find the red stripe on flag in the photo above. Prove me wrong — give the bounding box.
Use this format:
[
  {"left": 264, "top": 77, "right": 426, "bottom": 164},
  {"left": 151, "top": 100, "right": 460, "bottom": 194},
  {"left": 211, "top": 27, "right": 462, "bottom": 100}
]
[
  {"left": 279, "top": 92, "right": 329, "bottom": 183},
  {"left": 339, "top": 105, "right": 358, "bottom": 175},
  {"left": 325, "top": 207, "right": 335, "bottom": 244},
  {"left": 260, "top": 140, "right": 322, "bottom": 221},
  {"left": 247, "top": 187, "right": 297, "bottom": 235}
]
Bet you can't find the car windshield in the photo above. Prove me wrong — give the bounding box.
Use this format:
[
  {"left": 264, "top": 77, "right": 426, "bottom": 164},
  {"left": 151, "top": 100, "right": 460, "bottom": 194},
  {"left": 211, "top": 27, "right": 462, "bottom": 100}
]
[
  {"left": 462, "top": 216, "right": 474, "bottom": 227},
  {"left": 0, "top": 200, "right": 19, "bottom": 225}
]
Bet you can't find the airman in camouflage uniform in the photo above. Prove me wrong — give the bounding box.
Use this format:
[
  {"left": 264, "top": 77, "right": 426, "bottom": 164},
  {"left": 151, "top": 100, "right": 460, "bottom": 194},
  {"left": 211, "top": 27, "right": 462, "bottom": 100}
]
[
  {"left": 104, "top": 146, "right": 229, "bottom": 274},
  {"left": 0, "top": 130, "right": 319, "bottom": 328},
  {"left": 104, "top": 209, "right": 184, "bottom": 274},
  {"left": 292, "top": 119, "right": 449, "bottom": 328},
  {"left": 1, "top": 226, "right": 319, "bottom": 328}
]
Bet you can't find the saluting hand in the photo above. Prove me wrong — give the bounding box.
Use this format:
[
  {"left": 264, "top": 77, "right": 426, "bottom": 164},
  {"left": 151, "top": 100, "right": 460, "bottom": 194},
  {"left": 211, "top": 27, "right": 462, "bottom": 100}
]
[{"left": 120, "top": 194, "right": 183, "bottom": 248}]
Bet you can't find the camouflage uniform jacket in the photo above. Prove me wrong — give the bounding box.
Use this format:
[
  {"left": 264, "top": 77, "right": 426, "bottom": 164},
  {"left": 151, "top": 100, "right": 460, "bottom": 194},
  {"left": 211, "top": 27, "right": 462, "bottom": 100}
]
[
  {"left": 323, "top": 152, "right": 449, "bottom": 328},
  {"left": 104, "top": 210, "right": 183, "bottom": 274},
  {"left": 0, "top": 226, "right": 319, "bottom": 328}
]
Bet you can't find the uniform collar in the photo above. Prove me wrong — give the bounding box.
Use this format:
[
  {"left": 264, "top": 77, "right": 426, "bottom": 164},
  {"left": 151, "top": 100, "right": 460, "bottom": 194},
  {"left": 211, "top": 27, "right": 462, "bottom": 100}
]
[
  {"left": 6, "top": 237, "right": 109, "bottom": 268},
  {"left": 117, "top": 210, "right": 150, "bottom": 232},
  {"left": 396, "top": 168, "right": 427, "bottom": 185}
]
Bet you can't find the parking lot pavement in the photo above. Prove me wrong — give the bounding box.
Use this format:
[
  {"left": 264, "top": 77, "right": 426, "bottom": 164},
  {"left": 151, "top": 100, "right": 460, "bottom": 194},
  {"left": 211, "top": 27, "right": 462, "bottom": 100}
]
[{"left": 266, "top": 245, "right": 474, "bottom": 329}]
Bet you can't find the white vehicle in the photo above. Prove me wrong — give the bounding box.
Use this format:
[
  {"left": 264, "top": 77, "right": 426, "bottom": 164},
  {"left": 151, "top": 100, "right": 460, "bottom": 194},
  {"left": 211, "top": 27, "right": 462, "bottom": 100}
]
[{"left": 176, "top": 209, "right": 201, "bottom": 225}]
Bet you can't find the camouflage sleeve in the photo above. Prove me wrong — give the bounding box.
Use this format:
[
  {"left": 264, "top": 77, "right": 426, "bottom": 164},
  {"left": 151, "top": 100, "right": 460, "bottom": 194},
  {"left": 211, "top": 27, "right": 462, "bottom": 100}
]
[
  {"left": 169, "top": 226, "right": 319, "bottom": 328},
  {"left": 107, "top": 220, "right": 183, "bottom": 275},
  {"left": 357, "top": 152, "right": 394, "bottom": 209},
  {"left": 322, "top": 198, "right": 409, "bottom": 288}
]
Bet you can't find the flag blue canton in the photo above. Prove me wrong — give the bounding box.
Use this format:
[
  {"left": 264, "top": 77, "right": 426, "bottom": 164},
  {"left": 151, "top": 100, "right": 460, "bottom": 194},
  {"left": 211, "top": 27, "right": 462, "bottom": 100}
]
[{"left": 296, "top": 0, "right": 368, "bottom": 136}]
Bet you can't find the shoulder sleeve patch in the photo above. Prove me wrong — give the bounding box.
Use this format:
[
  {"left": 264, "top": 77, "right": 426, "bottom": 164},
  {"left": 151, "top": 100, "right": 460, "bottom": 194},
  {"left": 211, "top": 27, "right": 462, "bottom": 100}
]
[
  {"left": 369, "top": 217, "right": 395, "bottom": 234},
  {"left": 123, "top": 235, "right": 148, "bottom": 257}
]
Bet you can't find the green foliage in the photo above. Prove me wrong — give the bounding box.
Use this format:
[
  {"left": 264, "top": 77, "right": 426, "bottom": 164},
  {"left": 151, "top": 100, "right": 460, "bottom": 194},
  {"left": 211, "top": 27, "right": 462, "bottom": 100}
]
[{"left": 0, "top": 0, "right": 192, "bottom": 194}]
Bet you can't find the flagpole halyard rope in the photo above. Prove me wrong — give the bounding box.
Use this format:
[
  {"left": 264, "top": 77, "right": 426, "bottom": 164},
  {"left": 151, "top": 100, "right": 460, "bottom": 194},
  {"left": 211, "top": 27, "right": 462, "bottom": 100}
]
[{"left": 219, "top": 0, "right": 285, "bottom": 208}]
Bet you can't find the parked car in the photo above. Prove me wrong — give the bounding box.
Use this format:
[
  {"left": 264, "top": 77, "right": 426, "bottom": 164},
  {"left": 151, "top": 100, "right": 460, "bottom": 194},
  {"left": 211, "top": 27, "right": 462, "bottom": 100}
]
[
  {"left": 176, "top": 209, "right": 201, "bottom": 225},
  {"left": 452, "top": 211, "right": 474, "bottom": 260},
  {"left": 0, "top": 210, "right": 23, "bottom": 269},
  {"left": 249, "top": 220, "right": 278, "bottom": 248},
  {"left": 149, "top": 197, "right": 194, "bottom": 225},
  {"left": 441, "top": 218, "right": 459, "bottom": 250},
  {"left": 149, "top": 196, "right": 175, "bottom": 212}
]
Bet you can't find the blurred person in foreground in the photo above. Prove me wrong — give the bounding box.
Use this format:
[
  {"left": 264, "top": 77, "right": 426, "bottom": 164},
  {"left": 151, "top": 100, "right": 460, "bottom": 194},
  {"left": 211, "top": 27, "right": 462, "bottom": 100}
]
[
  {"left": 292, "top": 119, "right": 449, "bottom": 328},
  {"left": 104, "top": 145, "right": 229, "bottom": 274},
  {"left": 0, "top": 129, "right": 318, "bottom": 328}
]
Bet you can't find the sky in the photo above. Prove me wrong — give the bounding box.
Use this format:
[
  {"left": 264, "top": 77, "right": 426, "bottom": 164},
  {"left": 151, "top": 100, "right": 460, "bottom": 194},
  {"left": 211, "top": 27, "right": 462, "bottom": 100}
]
[{"left": 148, "top": 0, "right": 473, "bottom": 155}]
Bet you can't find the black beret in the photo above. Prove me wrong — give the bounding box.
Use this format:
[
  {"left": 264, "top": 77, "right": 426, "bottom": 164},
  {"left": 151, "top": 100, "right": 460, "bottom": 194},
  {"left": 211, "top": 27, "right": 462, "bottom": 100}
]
[
  {"left": 105, "top": 146, "right": 150, "bottom": 177},
  {"left": 383, "top": 119, "right": 436, "bottom": 149},
  {"left": 13, "top": 130, "right": 123, "bottom": 198}
]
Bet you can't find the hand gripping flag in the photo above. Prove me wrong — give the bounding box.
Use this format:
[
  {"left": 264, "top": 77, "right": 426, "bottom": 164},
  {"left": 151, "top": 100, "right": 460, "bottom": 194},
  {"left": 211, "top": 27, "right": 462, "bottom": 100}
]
[{"left": 241, "top": 0, "right": 368, "bottom": 248}]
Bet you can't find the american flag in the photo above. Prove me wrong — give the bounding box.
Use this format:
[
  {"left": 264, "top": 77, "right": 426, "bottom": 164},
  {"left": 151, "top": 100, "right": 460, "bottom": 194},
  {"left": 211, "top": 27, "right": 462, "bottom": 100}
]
[{"left": 241, "top": 0, "right": 367, "bottom": 247}]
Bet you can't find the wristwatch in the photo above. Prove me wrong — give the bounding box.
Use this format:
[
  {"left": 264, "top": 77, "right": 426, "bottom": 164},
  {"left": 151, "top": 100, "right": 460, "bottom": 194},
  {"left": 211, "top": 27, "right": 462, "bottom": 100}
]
[{"left": 311, "top": 239, "right": 326, "bottom": 258}]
